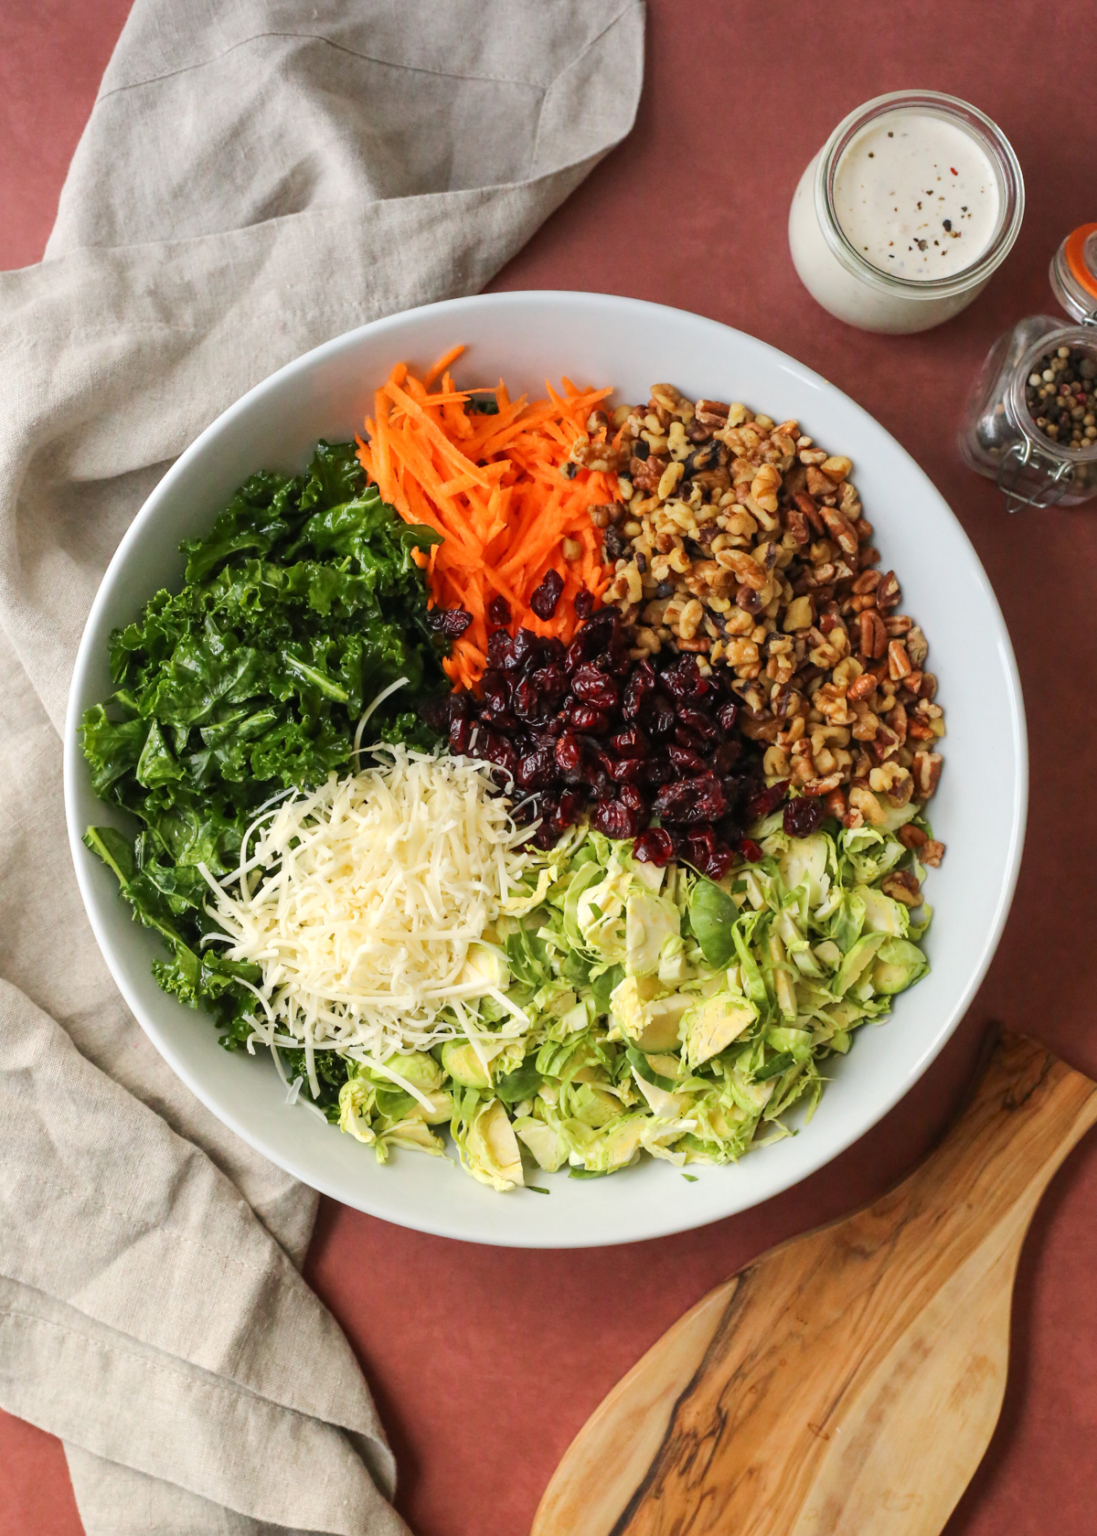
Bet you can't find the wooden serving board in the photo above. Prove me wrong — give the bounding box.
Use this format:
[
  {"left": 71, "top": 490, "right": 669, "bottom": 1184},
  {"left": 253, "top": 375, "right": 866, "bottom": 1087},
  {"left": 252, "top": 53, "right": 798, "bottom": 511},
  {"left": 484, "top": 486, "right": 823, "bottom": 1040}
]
[{"left": 533, "top": 1032, "right": 1097, "bottom": 1536}]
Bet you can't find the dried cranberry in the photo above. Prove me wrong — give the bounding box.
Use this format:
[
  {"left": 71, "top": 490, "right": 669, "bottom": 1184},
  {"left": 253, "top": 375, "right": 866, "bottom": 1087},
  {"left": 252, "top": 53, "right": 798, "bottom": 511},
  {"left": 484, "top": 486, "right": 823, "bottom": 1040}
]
[
  {"left": 428, "top": 605, "right": 473, "bottom": 638},
  {"left": 618, "top": 783, "right": 649, "bottom": 819},
  {"left": 482, "top": 709, "right": 518, "bottom": 733},
  {"left": 641, "top": 758, "right": 676, "bottom": 787},
  {"left": 554, "top": 731, "right": 585, "bottom": 781},
  {"left": 716, "top": 701, "right": 739, "bottom": 733},
  {"left": 633, "top": 828, "right": 675, "bottom": 867},
  {"left": 586, "top": 760, "right": 611, "bottom": 797},
  {"left": 530, "top": 569, "right": 565, "bottom": 620},
  {"left": 570, "top": 664, "right": 620, "bottom": 709},
  {"left": 705, "top": 846, "right": 735, "bottom": 881},
  {"left": 622, "top": 660, "right": 657, "bottom": 719},
  {"left": 783, "top": 796, "right": 827, "bottom": 838},
  {"left": 533, "top": 818, "right": 558, "bottom": 850},
  {"left": 506, "top": 628, "right": 539, "bottom": 672},
  {"left": 609, "top": 726, "right": 649, "bottom": 758},
  {"left": 591, "top": 799, "right": 641, "bottom": 839},
  {"left": 676, "top": 706, "right": 719, "bottom": 743},
  {"left": 673, "top": 723, "right": 707, "bottom": 753},
  {"left": 531, "top": 663, "right": 567, "bottom": 700},
  {"left": 419, "top": 693, "right": 450, "bottom": 732},
  {"left": 567, "top": 702, "right": 610, "bottom": 733},
  {"left": 516, "top": 748, "right": 559, "bottom": 790},
  {"left": 546, "top": 792, "right": 582, "bottom": 835},
  {"left": 574, "top": 590, "right": 595, "bottom": 619},
  {"left": 486, "top": 628, "right": 512, "bottom": 668},
  {"left": 736, "top": 837, "right": 764, "bottom": 863},
  {"left": 653, "top": 773, "right": 727, "bottom": 825},
  {"left": 746, "top": 781, "right": 789, "bottom": 821},
  {"left": 709, "top": 740, "right": 743, "bottom": 776},
  {"left": 684, "top": 827, "right": 734, "bottom": 880},
  {"left": 539, "top": 637, "right": 567, "bottom": 666},
  {"left": 602, "top": 756, "right": 645, "bottom": 784},
  {"left": 565, "top": 610, "right": 616, "bottom": 671},
  {"left": 449, "top": 714, "right": 472, "bottom": 754},
  {"left": 512, "top": 679, "right": 543, "bottom": 721},
  {"left": 481, "top": 669, "right": 509, "bottom": 714},
  {"left": 477, "top": 730, "right": 517, "bottom": 780},
  {"left": 662, "top": 654, "right": 709, "bottom": 704},
  {"left": 646, "top": 693, "right": 677, "bottom": 738},
  {"left": 487, "top": 595, "right": 511, "bottom": 628},
  {"left": 603, "top": 639, "right": 634, "bottom": 678},
  {"left": 667, "top": 744, "right": 708, "bottom": 775}
]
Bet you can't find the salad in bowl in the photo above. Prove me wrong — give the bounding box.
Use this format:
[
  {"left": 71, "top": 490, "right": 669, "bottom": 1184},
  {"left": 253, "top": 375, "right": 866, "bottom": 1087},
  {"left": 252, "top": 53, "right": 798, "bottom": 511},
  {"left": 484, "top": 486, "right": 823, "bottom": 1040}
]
[{"left": 81, "top": 353, "right": 942, "bottom": 1195}]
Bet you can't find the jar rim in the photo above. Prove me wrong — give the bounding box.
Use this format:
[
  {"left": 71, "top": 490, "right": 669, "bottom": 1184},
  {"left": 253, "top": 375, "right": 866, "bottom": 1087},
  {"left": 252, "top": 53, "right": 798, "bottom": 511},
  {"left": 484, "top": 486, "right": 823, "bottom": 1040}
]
[
  {"left": 813, "top": 90, "right": 1025, "bottom": 302},
  {"left": 1006, "top": 326, "right": 1097, "bottom": 462}
]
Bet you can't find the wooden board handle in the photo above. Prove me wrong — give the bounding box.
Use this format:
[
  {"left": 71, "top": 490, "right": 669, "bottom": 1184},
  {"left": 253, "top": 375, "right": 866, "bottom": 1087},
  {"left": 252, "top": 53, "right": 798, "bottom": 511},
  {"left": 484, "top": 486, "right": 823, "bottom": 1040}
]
[{"left": 533, "top": 1033, "right": 1097, "bottom": 1536}]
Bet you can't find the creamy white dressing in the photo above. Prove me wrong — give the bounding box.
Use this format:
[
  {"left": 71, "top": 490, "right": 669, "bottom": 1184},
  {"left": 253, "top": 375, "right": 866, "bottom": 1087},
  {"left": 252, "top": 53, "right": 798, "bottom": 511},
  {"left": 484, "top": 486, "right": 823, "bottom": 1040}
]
[{"left": 833, "top": 111, "right": 999, "bottom": 280}]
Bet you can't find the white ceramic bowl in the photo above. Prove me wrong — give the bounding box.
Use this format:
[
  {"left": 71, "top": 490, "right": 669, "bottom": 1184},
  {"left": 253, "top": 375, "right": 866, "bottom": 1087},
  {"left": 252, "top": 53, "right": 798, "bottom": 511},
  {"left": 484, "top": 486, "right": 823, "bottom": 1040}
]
[{"left": 64, "top": 292, "right": 1026, "bottom": 1248}]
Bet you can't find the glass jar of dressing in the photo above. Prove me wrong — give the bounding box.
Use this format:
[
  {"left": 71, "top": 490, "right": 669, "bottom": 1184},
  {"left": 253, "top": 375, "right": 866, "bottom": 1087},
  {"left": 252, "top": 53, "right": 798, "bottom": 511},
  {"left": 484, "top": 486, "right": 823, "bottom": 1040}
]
[
  {"left": 789, "top": 90, "right": 1024, "bottom": 334},
  {"left": 959, "top": 224, "right": 1097, "bottom": 510}
]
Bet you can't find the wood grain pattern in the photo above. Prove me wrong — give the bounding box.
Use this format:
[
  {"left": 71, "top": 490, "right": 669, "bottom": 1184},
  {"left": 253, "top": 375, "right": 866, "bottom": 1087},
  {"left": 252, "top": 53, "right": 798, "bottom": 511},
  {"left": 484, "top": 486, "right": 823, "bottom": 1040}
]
[{"left": 533, "top": 1032, "right": 1097, "bottom": 1536}]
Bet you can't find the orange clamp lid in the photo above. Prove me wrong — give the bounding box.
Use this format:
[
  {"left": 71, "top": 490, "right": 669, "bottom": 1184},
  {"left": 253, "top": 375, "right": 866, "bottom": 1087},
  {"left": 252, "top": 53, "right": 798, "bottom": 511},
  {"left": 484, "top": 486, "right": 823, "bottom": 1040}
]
[{"left": 1065, "top": 223, "right": 1097, "bottom": 299}]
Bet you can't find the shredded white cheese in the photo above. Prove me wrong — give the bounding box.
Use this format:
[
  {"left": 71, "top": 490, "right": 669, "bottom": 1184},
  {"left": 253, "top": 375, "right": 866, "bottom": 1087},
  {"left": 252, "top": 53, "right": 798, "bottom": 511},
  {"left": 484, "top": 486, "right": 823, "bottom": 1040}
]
[{"left": 201, "top": 744, "right": 538, "bottom": 1062}]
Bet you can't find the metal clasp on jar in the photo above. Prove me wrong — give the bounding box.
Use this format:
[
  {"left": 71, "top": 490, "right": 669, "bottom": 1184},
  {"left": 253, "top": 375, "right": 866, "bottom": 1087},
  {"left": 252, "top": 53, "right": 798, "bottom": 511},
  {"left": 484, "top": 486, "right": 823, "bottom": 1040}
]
[{"left": 995, "top": 437, "right": 1075, "bottom": 512}]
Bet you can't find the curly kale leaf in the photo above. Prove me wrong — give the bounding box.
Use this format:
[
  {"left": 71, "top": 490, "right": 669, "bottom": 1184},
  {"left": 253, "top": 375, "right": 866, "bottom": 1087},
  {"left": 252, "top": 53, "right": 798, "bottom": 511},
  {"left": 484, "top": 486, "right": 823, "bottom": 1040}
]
[{"left": 82, "top": 439, "right": 447, "bottom": 1060}]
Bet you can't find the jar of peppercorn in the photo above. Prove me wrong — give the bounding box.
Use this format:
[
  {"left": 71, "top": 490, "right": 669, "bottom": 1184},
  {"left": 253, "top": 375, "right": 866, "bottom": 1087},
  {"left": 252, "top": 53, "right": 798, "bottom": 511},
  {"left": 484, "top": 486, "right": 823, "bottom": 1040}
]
[{"left": 959, "top": 222, "right": 1097, "bottom": 509}]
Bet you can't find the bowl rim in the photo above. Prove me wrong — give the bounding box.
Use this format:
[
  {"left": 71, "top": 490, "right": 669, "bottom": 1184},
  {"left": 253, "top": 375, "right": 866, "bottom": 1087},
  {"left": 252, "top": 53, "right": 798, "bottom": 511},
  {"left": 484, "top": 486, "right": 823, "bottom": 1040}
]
[{"left": 63, "top": 289, "right": 1028, "bottom": 1247}]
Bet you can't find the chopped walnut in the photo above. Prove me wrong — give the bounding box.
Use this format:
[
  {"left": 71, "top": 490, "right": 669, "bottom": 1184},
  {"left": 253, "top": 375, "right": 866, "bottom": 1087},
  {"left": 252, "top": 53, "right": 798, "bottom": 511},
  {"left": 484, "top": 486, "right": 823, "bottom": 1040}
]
[{"left": 577, "top": 386, "right": 946, "bottom": 841}]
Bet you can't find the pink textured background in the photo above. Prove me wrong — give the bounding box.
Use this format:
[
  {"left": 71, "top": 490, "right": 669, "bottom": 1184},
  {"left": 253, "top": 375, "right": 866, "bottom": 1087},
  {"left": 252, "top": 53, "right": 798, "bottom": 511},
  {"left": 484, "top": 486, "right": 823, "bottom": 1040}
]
[{"left": 3, "top": 3, "right": 1096, "bottom": 1534}]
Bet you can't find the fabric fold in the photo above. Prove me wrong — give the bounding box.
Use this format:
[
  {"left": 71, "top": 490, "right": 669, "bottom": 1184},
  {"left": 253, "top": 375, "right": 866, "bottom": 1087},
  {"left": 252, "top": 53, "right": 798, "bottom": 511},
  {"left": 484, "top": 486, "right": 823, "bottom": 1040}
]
[{"left": 0, "top": 2, "right": 644, "bottom": 1531}]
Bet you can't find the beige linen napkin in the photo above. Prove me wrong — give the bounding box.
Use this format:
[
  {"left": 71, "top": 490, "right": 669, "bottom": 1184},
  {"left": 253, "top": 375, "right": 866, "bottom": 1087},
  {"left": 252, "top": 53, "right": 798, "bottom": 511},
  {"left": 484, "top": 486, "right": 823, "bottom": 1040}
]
[{"left": 0, "top": 4, "right": 643, "bottom": 1532}]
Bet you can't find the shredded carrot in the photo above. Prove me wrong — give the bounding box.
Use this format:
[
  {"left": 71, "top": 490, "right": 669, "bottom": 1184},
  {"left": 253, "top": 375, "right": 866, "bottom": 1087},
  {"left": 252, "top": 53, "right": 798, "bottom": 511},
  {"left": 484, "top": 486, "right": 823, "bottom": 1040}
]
[{"left": 357, "top": 347, "right": 618, "bottom": 690}]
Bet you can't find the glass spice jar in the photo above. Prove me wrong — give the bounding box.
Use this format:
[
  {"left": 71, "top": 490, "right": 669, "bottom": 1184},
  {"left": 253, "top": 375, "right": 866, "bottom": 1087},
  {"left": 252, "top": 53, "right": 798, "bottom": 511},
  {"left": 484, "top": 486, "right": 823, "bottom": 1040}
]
[{"left": 959, "top": 223, "right": 1097, "bottom": 510}]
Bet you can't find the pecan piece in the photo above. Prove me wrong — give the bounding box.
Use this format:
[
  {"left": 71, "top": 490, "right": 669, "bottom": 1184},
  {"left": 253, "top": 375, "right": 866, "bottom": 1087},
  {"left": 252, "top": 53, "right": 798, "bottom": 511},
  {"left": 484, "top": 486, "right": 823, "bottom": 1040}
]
[
  {"left": 819, "top": 504, "right": 859, "bottom": 557},
  {"left": 802, "top": 771, "right": 844, "bottom": 797},
  {"left": 859, "top": 609, "right": 888, "bottom": 659},
  {"left": 876, "top": 570, "right": 901, "bottom": 610},
  {"left": 785, "top": 507, "right": 811, "bottom": 545},
  {"left": 792, "top": 491, "right": 826, "bottom": 535},
  {"left": 912, "top": 750, "right": 943, "bottom": 798},
  {"left": 885, "top": 701, "right": 908, "bottom": 745},
  {"left": 824, "top": 787, "right": 848, "bottom": 820},
  {"left": 887, "top": 639, "right": 912, "bottom": 680},
  {"left": 881, "top": 869, "right": 923, "bottom": 906},
  {"left": 906, "top": 625, "right": 929, "bottom": 667},
  {"left": 694, "top": 399, "right": 730, "bottom": 430}
]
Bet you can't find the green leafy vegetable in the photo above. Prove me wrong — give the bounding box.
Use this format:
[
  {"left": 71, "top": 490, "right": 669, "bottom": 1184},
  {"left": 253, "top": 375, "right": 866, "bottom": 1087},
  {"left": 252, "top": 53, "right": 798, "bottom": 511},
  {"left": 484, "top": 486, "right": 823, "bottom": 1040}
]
[
  {"left": 335, "top": 821, "right": 932, "bottom": 1185},
  {"left": 83, "top": 440, "right": 446, "bottom": 1055}
]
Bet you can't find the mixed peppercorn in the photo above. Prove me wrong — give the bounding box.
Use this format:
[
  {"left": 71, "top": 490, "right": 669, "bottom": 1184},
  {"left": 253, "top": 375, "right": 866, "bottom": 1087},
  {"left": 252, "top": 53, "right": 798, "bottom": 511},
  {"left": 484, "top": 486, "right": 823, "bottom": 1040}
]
[{"left": 1026, "top": 344, "right": 1097, "bottom": 449}]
